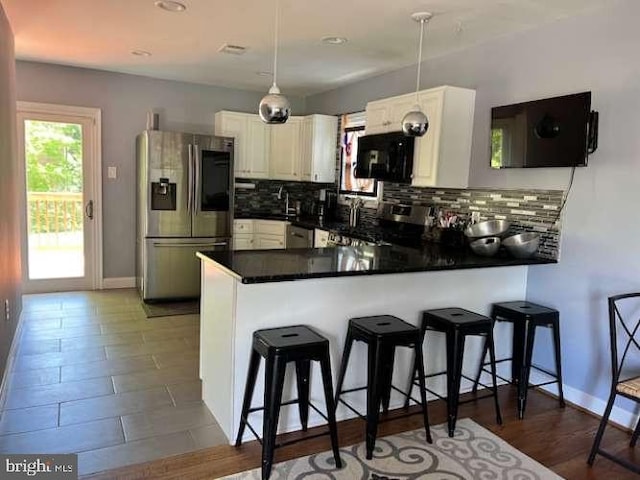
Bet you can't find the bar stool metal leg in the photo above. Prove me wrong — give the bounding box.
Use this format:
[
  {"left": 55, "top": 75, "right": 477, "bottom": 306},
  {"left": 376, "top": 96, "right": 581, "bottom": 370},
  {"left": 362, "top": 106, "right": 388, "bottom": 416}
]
[
  {"left": 413, "top": 340, "right": 433, "bottom": 443},
  {"left": 487, "top": 329, "right": 503, "bottom": 426},
  {"left": 380, "top": 346, "right": 396, "bottom": 414},
  {"left": 235, "top": 349, "right": 261, "bottom": 446},
  {"left": 262, "top": 355, "right": 287, "bottom": 480},
  {"left": 471, "top": 335, "right": 488, "bottom": 394},
  {"left": 446, "top": 330, "right": 466, "bottom": 437},
  {"left": 365, "top": 340, "right": 382, "bottom": 459},
  {"left": 295, "top": 359, "right": 311, "bottom": 431},
  {"left": 512, "top": 320, "right": 526, "bottom": 385},
  {"left": 519, "top": 321, "right": 537, "bottom": 420},
  {"left": 319, "top": 353, "right": 343, "bottom": 468},
  {"left": 551, "top": 319, "right": 566, "bottom": 408},
  {"left": 334, "top": 329, "right": 354, "bottom": 406}
]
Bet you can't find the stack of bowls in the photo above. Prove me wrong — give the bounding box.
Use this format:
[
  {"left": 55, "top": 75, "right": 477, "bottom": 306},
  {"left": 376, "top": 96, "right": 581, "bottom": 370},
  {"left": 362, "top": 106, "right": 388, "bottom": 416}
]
[{"left": 464, "top": 220, "right": 511, "bottom": 257}]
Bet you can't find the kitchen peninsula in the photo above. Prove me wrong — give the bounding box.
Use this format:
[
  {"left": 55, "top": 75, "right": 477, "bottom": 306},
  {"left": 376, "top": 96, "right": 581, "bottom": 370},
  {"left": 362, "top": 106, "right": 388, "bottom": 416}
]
[{"left": 197, "top": 245, "right": 554, "bottom": 443}]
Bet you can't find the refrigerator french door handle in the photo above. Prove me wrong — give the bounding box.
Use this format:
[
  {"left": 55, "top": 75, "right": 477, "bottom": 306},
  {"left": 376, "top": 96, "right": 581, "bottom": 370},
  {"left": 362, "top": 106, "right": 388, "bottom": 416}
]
[
  {"left": 187, "top": 144, "right": 194, "bottom": 214},
  {"left": 151, "top": 241, "right": 228, "bottom": 248},
  {"left": 194, "top": 144, "right": 201, "bottom": 214}
]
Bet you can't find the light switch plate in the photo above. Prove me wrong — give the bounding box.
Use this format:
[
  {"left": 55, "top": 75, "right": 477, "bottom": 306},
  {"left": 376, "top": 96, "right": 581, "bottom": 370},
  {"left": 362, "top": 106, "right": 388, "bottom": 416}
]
[{"left": 107, "top": 166, "right": 117, "bottom": 179}]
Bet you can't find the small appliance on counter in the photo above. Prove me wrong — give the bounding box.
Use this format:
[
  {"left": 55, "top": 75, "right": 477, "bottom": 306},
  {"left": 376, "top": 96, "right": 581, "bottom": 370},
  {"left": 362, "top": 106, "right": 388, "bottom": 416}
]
[{"left": 318, "top": 189, "right": 338, "bottom": 221}]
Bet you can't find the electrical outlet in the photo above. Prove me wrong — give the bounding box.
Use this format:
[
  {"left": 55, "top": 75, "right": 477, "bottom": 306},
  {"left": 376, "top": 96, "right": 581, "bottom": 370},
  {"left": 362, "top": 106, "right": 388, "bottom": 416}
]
[{"left": 4, "top": 299, "right": 9, "bottom": 321}]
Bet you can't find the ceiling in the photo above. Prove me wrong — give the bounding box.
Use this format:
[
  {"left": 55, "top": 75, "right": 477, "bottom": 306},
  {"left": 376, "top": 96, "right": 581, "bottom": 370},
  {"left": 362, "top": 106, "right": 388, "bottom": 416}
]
[{"left": 2, "top": 0, "right": 613, "bottom": 96}]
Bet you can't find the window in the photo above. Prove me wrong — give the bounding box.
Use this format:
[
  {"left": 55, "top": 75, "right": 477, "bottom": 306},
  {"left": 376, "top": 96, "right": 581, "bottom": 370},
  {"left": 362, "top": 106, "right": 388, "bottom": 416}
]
[{"left": 338, "top": 113, "right": 378, "bottom": 198}]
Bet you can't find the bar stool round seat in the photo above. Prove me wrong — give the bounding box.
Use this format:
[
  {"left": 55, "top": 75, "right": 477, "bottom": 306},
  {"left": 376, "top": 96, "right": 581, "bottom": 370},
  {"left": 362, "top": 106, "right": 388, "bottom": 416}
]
[
  {"left": 235, "top": 325, "right": 342, "bottom": 480},
  {"left": 407, "top": 307, "right": 503, "bottom": 437},
  {"left": 334, "top": 315, "right": 432, "bottom": 460},
  {"left": 472, "top": 301, "right": 565, "bottom": 419}
]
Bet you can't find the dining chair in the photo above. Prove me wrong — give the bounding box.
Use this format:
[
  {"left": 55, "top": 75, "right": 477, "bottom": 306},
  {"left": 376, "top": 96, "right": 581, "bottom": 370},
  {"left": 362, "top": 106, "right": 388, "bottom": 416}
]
[{"left": 587, "top": 292, "right": 640, "bottom": 473}]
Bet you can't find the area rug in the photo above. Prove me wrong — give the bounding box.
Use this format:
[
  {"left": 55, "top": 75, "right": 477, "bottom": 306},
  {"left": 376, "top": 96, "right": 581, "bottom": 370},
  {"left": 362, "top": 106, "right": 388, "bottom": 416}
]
[
  {"left": 216, "top": 418, "right": 563, "bottom": 479},
  {"left": 141, "top": 300, "right": 199, "bottom": 318}
]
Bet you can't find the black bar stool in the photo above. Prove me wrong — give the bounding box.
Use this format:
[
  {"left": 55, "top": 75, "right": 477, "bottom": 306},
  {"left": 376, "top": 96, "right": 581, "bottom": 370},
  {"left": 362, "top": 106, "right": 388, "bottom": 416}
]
[
  {"left": 472, "top": 301, "right": 565, "bottom": 419},
  {"left": 406, "top": 307, "right": 502, "bottom": 437},
  {"left": 334, "top": 315, "right": 431, "bottom": 460},
  {"left": 235, "top": 325, "right": 342, "bottom": 480}
]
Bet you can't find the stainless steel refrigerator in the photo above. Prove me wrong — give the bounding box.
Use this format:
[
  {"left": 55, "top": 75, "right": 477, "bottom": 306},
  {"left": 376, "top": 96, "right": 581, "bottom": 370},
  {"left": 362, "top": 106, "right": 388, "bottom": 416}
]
[{"left": 136, "top": 130, "right": 234, "bottom": 301}]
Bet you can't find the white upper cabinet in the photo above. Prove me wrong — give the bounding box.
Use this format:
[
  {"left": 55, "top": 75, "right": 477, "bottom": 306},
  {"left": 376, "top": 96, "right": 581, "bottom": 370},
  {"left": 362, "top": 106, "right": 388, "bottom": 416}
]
[
  {"left": 215, "top": 111, "right": 337, "bottom": 183},
  {"left": 300, "top": 115, "right": 338, "bottom": 183},
  {"left": 364, "top": 86, "right": 475, "bottom": 188},
  {"left": 269, "top": 117, "right": 302, "bottom": 181},
  {"left": 214, "top": 111, "right": 269, "bottom": 179}
]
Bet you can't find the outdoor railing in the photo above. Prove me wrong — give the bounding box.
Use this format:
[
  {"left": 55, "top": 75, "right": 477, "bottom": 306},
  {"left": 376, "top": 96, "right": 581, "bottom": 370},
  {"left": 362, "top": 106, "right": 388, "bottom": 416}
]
[{"left": 27, "top": 192, "right": 83, "bottom": 248}]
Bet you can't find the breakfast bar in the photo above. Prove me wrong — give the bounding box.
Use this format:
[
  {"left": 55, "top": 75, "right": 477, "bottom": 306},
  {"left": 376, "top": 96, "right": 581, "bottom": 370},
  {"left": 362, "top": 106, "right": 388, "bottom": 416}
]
[{"left": 197, "top": 245, "right": 555, "bottom": 443}]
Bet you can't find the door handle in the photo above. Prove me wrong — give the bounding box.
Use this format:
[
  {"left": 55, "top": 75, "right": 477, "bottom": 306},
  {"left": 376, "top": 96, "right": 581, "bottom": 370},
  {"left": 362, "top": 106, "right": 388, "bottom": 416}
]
[
  {"left": 152, "top": 242, "right": 228, "bottom": 248},
  {"left": 187, "top": 144, "right": 194, "bottom": 214},
  {"left": 85, "top": 200, "right": 94, "bottom": 220},
  {"left": 194, "top": 145, "right": 201, "bottom": 214}
]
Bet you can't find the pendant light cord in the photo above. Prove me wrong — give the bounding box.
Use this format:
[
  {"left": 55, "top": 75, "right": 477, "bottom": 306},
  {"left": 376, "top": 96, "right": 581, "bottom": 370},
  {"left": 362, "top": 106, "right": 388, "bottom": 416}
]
[
  {"left": 272, "top": 0, "right": 280, "bottom": 90},
  {"left": 415, "top": 19, "right": 425, "bottom": 103}
]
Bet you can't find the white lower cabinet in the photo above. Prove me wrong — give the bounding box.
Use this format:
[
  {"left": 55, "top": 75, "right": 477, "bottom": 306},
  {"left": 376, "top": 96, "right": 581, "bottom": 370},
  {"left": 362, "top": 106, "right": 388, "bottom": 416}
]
[
  {"left": 233, "top": 234, "right": 254, "bottom": 250},
  {"left": 233, "top": 220, "right": 286, "bottom": 250},
  {"left": 255, "top": 235, "right": 285, "bottom": 250},
  {"left": 314, "top": 228, "right": 330, "bottom": 248}
]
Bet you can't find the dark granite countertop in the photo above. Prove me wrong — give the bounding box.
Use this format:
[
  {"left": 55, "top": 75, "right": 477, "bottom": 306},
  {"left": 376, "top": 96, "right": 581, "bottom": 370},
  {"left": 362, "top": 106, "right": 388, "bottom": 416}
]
[{"left": 197, "top": 244, "right": 556, "bottom": 284}]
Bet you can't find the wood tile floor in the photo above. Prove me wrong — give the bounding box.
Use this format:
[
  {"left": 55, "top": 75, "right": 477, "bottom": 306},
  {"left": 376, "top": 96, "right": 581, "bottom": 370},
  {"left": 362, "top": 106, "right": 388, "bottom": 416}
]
[
  {"left": 0, "top": 289, "right": 227, "bottom": 476},
  {"left": 83, "top": 386, "right": 640, "bottom": 480}
]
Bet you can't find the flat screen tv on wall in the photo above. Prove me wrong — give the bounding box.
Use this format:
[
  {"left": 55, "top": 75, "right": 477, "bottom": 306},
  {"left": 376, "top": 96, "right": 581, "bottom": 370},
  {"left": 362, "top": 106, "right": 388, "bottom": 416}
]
[{"left": 490, "top": 91, "right": 598, "bottom": 169}]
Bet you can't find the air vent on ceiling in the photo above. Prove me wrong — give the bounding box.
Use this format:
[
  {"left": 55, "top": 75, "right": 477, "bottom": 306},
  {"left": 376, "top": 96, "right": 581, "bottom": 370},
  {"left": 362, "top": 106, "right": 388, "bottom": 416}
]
[{"left": 218, "top": 44, "right": 248, "bottom": 55}]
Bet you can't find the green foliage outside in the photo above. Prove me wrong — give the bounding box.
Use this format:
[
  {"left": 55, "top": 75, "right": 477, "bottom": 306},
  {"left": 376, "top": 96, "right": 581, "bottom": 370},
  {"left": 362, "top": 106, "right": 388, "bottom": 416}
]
[
  {"left": 26, "top": 121, "right": 84, "bottom": 234},
  {"left": 490, "top": 128, "right": 503, "bottom": 168},
  {"left": 26, "top": 120, "right": 83, "bottom": 192}
]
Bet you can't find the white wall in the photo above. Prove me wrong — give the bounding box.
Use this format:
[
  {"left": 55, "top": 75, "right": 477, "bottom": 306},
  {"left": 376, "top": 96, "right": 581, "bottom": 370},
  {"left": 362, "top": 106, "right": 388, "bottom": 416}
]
[
  {"left": 307, "top": 0, "right": 640, "bottom": 424},
  {"left": 15, "top": 62, "right": 305, "bottom": 279}
]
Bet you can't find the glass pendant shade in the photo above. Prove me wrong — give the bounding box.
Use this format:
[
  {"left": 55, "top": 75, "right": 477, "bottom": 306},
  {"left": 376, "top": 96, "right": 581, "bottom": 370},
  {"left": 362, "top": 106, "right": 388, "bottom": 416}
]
[
  {"left": 260, "top": 0, "right": 290, "bottom": 124},
  {"left": 259, "top": 85, "right": 290, "bottom": 124}
]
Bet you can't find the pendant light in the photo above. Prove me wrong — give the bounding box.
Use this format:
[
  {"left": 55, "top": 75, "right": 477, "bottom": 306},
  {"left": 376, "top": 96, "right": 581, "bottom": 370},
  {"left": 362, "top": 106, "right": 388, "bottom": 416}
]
[
  {"left": 259, "top": 0, "right": 290, "bottom": 124},
  {"left": 402, "top": 12, "right": 432, "bottom": 137}
]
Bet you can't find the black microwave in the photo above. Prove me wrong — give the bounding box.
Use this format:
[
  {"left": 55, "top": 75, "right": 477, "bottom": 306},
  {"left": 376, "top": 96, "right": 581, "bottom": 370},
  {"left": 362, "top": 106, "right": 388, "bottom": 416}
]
[{"left": 355, "top": 131, "right": 415, "bottom": 183}]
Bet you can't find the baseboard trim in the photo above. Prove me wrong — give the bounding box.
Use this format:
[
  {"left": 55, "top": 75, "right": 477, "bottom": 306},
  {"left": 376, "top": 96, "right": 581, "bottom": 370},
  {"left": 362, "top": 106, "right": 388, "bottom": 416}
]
[
  {"left": 102, "top": 277, "right": 136, "bottom": 289},
  {"left": 539, "top": 382, "right": 638, "bottom": 431},
  {"left": 0, "top": 310, "right": 25, "bottom": 412}
]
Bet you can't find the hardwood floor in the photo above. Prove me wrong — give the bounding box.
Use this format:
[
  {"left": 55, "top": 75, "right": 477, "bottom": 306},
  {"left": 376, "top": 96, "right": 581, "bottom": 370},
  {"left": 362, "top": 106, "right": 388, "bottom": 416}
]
[{"left": 81, "top": 386, "right": 640, "bottom": 480}]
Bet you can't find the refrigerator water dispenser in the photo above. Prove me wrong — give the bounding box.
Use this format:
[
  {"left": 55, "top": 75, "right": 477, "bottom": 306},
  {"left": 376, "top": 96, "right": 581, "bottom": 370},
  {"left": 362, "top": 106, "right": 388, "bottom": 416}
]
[{"left": 151, "top": 178, "right": 176, "bottom": 210}]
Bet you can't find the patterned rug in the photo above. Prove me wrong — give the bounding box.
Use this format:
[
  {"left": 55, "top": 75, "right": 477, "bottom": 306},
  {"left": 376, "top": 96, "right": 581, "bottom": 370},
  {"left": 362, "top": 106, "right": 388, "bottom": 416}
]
[
  {"left": 141, "top": 300, "right": 199, "bottom": 318},
  {"left": 217, "top": 418, "right": 563, "bottom": 479}
]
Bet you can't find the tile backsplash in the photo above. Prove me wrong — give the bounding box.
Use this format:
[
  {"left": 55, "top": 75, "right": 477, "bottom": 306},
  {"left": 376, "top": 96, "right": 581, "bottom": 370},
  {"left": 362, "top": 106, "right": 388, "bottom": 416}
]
[
  {"left": 387, "top": 183, "right": 563, "bottom": 259},
  {"left": 234, "top": 178, "right": 332, "bottom": 217}
]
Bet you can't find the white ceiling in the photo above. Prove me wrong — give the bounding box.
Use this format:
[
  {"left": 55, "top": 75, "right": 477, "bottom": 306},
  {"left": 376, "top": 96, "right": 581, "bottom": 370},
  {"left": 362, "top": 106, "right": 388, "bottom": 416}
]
[{"left": 2, "top": 0, "right": 613, "bottom": 96}]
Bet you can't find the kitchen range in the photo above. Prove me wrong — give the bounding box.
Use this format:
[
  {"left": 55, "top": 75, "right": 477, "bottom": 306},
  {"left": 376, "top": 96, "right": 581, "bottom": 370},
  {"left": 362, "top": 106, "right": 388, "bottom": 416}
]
[{"left": 136, "top": 130, "right": 234, "bottom": 301}]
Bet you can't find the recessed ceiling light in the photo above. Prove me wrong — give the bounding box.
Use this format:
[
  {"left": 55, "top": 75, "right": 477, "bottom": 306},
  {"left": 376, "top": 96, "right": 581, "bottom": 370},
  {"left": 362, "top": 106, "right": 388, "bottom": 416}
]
[
  {"left": 322, "top": 36, "right": 348, "bottom": 45},
  {"left": 154, "top": 1, "right": 186, "bottom": 12},
  {"left": 132, "top": 50, "right": 152, "bottom": 57}
]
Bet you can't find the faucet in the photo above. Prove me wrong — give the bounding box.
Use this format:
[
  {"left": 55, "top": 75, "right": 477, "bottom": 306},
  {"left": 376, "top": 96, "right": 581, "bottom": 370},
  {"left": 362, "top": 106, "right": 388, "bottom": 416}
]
[{"left": 277, "top": 185, "right": 290, "bottom": 216}]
